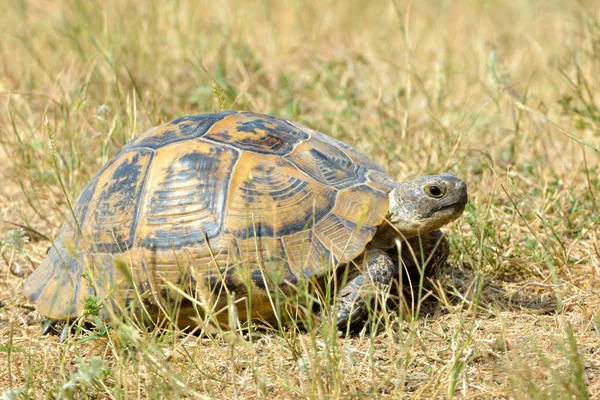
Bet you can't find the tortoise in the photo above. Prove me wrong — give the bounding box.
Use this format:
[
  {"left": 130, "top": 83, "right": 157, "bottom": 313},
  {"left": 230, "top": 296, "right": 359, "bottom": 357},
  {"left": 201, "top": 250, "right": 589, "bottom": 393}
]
[{"left": 24, "top": 111, "right": 467, "bottom": 330}]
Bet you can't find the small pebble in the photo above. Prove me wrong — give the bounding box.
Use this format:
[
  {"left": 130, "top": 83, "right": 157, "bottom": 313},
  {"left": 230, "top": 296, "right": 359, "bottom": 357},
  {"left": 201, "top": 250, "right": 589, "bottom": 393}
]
[{"left": 10, "top": 262, "right": 24, "bottom": 277}]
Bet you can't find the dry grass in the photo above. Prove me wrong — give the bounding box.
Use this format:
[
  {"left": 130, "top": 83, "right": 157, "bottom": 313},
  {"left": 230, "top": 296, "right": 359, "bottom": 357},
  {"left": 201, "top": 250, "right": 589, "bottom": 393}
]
[{"left": 1, "top": 0, "right": 599, "bottom": 398}]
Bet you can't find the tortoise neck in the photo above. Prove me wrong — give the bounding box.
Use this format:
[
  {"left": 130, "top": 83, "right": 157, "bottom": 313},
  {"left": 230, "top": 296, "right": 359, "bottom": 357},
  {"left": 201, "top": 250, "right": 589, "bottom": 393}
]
[
  {"left": 370, "top": 187, "right": 420, "bottom": 249},
  {"left": 370, "top": 220, "right": 405, "bottom": 250}
]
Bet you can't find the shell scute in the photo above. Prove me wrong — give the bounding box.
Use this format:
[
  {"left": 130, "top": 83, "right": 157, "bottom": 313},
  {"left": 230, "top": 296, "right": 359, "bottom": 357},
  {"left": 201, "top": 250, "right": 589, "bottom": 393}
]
[
  {"left": 138, "top": 141, "right": 238, "bottom": 250},
  {"left": 313, "top": 213, "right": 377, "bottom": 264},
  {"left": 24, "top": 243, "right": 88, "bottom": 318},
  {"left": 286, "top": 140, "right": 368, "bottom": 190},
  {"left": 366, "top": 170, "right": 397, "bottom": 193},
  {"left": 204, "top": 112, "right": 309, "bottom": 155},
  {"left": 86, "top": 148, "right": 154, "bottom": 253},
  {"left": 129, "top": 112, "right": 235, "bottom": 150},
  {"left": 299, "top": 126, "right": 385, "bottom": 173},
  {"left": 332, "top": 184, "right": 390, "bottom": 227},
  {"left": 224, "top": 153, "right": 337, "bottom": 239}
]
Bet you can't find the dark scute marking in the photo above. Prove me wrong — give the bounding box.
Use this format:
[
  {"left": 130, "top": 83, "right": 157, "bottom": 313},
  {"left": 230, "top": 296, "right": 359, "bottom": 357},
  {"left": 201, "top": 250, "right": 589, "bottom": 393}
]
[
  {"left": 171, "top": 150, "right": 220, "bottom": 176},
  {"left": 284, "top": 269, "right": 300, "bottom": 286},
  {"left": 211, "top": 114, "right": 309, "bottom": 155},
  {"left": 231, "top": 221, "right": 276, "bottom": 240},
  {"left": 308, "top": 148, "right": 367, "bottom": 189},
  {"left": 354, "top": 183, "right": 390, "bottom": 202},
  {"left": 104, "top": 152, "right": 144, "bottom": 206},
  {"left": 279, "top": 262, "right": 300, "bottom": 287},
  {"left": 94, "top": 149, "right": 154, "bottom": 254},
  {"left": 141, "top": 147, "right": 234, "bottom": 249},
  {"left": 132, "top": 112, "right": 236, "bottom": 149},
  {"left": 251, "top": 270, "right": 268, "bottom": 290},
  {"left": 96, "top": 147, "right": 128, "bottom": 176},
  {"left": 65, "top": 177, "right": 99, "bottom": 248},
  {"left": 139, "top": 228, "right": 211, "bottom": 250},
  {"left": 230, "top": 186, "right": 336, "bottom": 240},
  {"left": 207, "top": 267, "right": 243, "bottom": 296},
  {"left": 267, "top": 179, "right": 308, "bottom": 201},
  {"left": 74, "top": 177, "right": 98, "bottom": 226},
  {"left": 236, "top": 115, "right": 310, "bottom": 142},
  {"left": 94, "top": 235, "right": 131, "bottom": 254},
  {"left": 250, "top": 263, "right": 299, "bottom": 290},
  {"left": 171, "top": 112, "right": 237, "bottom": 124},
  {"left": 309, "top": 129, "right": 385, "bottom": 173},
  {"left": 230, "top": 185, "right": 336, "bottom": 239},
  {"left": 95, "top": 154, "right": 143, "bottom": 252},
  {"left": 238, "top": 167, "right": 308, "bottom": 202},
  {"left": 237, "top": 120, "right": 286, "bottom": 149},
  {"left": 278, "top": 188, "right": 336, "bottom": 236}
]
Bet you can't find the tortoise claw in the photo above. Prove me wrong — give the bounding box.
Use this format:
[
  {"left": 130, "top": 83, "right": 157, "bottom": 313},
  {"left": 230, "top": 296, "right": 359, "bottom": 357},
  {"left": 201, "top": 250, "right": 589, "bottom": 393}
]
[
  {"left": 336, "top": 299, "right": 366, "bottom": 329},
  {"left": 336, "top": 311, "right": 348, "bottom": 328},
  {"left": 41, "top": 318, "right": 58, "bottom": 335},
  {"left": 40, "top": 318, "right": 69, "bottom": 337},
  {"left": 60, "top": 324, "right": 69, "bottom": 342}
]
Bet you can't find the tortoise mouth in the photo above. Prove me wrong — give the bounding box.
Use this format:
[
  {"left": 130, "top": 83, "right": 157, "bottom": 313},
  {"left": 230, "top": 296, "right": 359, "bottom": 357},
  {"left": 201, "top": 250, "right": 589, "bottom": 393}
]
[
  {"left": 437, "top": 203, "right": 465, "bottom": 213},
  {"left": 427, "top": 201, "right": 465, "bottom": 217},
  {"left": 430, "top": 189, "right": 468, "bottom": 215}
]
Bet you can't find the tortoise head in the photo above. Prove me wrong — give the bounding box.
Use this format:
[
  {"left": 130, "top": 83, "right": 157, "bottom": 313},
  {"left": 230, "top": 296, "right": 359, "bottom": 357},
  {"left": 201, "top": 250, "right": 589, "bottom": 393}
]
[{"left": 388, "top": 174, "right": 468, "bottom": 238}]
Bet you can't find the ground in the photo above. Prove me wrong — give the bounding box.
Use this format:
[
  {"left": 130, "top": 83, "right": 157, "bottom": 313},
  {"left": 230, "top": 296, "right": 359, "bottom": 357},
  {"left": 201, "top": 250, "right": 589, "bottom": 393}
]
[{"left": 0, "top": 0, "right": 599, "bottom": 398}]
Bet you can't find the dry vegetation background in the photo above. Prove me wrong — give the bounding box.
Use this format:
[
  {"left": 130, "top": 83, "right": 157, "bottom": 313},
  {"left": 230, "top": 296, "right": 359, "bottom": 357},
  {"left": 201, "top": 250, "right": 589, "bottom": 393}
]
[{"left": 0, "top": 0, "right": 599, "bottom": 398}]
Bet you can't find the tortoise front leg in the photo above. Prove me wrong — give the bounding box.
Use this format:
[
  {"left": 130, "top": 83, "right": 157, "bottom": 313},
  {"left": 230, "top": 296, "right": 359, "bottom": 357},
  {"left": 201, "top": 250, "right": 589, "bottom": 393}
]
[
  {"left": 335, "top": 248, "right": 395, "bottom": 329},
  {"left": 397, "top": 229, "right": 449, "bottom": 286}
]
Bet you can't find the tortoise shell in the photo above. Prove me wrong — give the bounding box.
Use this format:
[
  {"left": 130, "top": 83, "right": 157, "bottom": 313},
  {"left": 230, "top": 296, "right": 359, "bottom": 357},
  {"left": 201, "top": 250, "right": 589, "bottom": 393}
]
[{"left": 24, "top": 112, "right": 396, "bottom": 324}]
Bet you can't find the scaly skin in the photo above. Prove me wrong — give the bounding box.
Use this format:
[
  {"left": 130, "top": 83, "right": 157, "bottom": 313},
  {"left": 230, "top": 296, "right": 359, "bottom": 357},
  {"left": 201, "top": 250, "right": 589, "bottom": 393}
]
[
  {"left": 335, "top": 248, "right": 395, "bottom": 327},
  {"left": 334, "top": 174, "right": 467, "bottom": 329}
]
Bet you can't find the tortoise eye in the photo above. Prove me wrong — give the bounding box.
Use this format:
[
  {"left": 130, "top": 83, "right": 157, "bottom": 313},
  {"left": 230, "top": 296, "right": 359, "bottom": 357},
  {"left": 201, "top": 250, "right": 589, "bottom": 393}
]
[{"left": 425, "top": 184, "right": 446, "bottom": 198}]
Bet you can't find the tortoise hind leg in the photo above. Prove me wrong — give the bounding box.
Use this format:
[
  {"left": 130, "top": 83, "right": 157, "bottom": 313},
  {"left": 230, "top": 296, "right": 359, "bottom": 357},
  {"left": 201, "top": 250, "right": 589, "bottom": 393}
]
[{"left": 335, "top": 249, "right": 395, "bottom": 329}]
